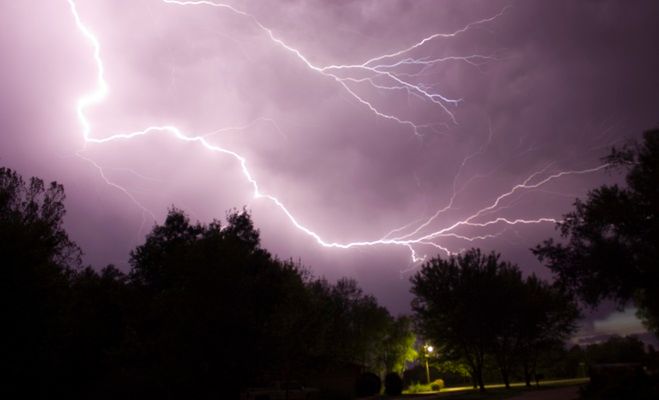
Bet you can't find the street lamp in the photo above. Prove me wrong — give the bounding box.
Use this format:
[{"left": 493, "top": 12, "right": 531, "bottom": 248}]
[{"left": 424, "top": 344, "right": 434, "bottom": 384}]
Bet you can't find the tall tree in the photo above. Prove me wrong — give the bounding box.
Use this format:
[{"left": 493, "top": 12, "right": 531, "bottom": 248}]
[
  {"left": 410, "top": 249, "right": 522, "bottom": 391},
  {"left": 127, "top": 208, "right": 312, "bottom": 395},
  {"left": 534, "top": 129, "right": 659, "bottom": 335}
]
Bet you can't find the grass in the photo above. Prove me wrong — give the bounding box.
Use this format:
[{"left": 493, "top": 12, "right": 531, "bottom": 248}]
[{"left": 399, "top": 378, "right": 589, "bottom": 399}]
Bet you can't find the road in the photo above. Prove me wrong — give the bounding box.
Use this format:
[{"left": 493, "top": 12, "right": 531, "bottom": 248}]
[{"left": 509, "top": 385, "right": 580, "bottom": 400}]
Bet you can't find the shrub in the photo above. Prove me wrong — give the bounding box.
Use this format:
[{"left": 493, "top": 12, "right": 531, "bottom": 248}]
[
  {"left": 384, "top": 372, "right": 403, "bottom": 396},
  {"left": 406, "top": 382, "right": 431, "bottom": 394},
  {"left": 355, "top": 372, "right": 381, "bottom": 397},
  {"left": 430, "top": 379, "right": 445, "bottom": 391}
]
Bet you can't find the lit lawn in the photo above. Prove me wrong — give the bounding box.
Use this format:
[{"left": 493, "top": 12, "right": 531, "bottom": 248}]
[{"left": 400, "top": 378, "right": 589, "bottom": 399}]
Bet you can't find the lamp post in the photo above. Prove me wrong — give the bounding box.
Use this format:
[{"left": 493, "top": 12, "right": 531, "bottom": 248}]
[{"left": 424, "top": 345, "right": 434, "bottom": 384}]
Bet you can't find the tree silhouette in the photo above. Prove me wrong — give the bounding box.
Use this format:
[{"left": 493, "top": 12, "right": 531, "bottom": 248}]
[
  {"left": 410, "top": 248, "right": 578, "bottom": 390},
  {"left": 126, "top": 207, "right": 314, "bottom": 395},
  {"left": 2, "top": 167, "right": 81, "bottom": 396},
  {"left": 410, "top": 249, "right": 522, "bottom": 391},
  {"left": 534, "top": 129, "right": 659, "bottom": 335},
  {"left": 305, "top": 277, "right": 396, "bottom": 372},
  {"left": 5, "top": 165, "right": 490, "bottom": 397}
]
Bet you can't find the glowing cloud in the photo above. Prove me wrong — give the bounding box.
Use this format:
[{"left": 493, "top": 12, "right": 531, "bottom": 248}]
[{"left": 66, "top": 0, "right": 610, "bottom": 263}]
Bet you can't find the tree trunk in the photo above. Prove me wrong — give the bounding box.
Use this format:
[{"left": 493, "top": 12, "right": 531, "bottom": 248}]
[
  {"left": 476, "top": 366, "right": 485, "bottom": 392},
  {"left": 501, "top": 368, "right": 510, "bottom": 389},
  {"left": 523, "top": 361, "right": 532, "bottom": 387},
  {"left": 495, "top": 350, "right": 512, "bottom": 389}
]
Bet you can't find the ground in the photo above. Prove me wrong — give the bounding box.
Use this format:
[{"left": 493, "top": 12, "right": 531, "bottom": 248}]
[
  {"left": 508, "top": 386, "right": 579, "bottom": 400},
  {"left": 393, "top": 378, "right": 587, "bottom": 400}
]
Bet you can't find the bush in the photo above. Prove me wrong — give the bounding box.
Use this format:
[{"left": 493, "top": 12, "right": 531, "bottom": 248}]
[
  {"left": 384, "top": 372, "right": 403, "bottom": 396},
  {"left": 405, "top": 382, "right": 431, "bottom": 394},
  {"left": 355, "top": 372, "right": 381, "bottom": 397},
  {"left": 430, "top": 379, "right": 444, "bottom": 391}
]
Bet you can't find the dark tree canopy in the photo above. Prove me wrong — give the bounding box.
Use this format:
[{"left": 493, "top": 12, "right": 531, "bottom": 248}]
[
  {"left": 411, "top": 248, "right": 579, "bottom": 391},
  {"left": 120, "top": 209, "right": 416, "bottom": 394},
  {"left": 0, "top": 166, "right": 80, "bottom": 268},
  {"left": 534, "top": 129, "right": 659, "bottom": 334},
  {"left": 304, "top": 277, "right": 415, "bottom": 374},
  {"left": 410, "top": 249, "right": 522, "bottom": 391},
  {"left": 2, "top": 167, "right": 83, "bottom": 396},
  {"left": 125, "top": 207, "right": 314, "bottom": 394},
  {"left": 3, "top": 162, "right": 412, "bottom": 398}
]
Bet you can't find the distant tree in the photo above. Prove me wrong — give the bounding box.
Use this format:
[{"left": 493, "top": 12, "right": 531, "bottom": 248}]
[
  {"left": 381, "top": 316, "right": 418, "bottom": 375},
  {"left": 305, "top": 277, "right": 392, "bottom": 371},
  {"left": 432, "top": 358, "right": 473, "bottom": 387},
  {"left": 410, "top": 249, "right": 523, "bottom": 391},
  {"left": 1, "top": 166, "right": 81, "bottom": 395},
  {"left": 585, "top": 335, "right": 648, "bottom": 365},
  {"left": 534, "top": 129, "right": 659, "bottom": 335}
]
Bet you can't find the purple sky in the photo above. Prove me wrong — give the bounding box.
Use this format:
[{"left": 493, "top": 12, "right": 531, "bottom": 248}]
[{"left": 2, "top": 0, "right": 659, "bottom": 341}]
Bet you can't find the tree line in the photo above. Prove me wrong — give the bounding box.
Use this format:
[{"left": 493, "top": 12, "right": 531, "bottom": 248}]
[
  {"left": 4, "top": 128, "right": 658, "bottom": 398},
  {"left": 2, "top": 166, "right": 415, "bottom": 398}
]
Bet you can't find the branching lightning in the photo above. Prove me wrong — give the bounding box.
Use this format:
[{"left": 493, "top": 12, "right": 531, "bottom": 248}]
[{"left": 67, "top": 0, "right": 608, "bottom": 264}]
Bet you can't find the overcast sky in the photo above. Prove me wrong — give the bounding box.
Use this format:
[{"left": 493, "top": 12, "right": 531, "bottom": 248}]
[{"left": 2, "top": 0, "right": 658, "bottom": 341}]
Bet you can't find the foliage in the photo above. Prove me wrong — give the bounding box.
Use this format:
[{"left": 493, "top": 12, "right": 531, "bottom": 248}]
[
  {"left": 0, "top": 167, "right": 81, "bottom": 268},
  {"left": 406, "top": 382, "right": 433, "bottom": 394},
  {"left": 430, "top": 378, "right": 445, "bottom": 391},
  {"left": 305, "top": 277, "right": 394, "bottom": 372},
  {"left": 2, "top": 167, "right": 81, "bottom": 396},
  {"left": 411, "top": 249, "right": 524, "bottom": 391},
  {"left": 3, "top": 166, "right": 414, "bottom": 397},
  {"left": 411, "top": 248, "right": 579, "bottom": 391},
  {"left": 384, "top": 372, "right": 403, "bottom": 396},
  {"left": 534, "top": 129, "right": 659, "bottom": 335},
  {"left": 125, "top": 207, "right": 315, "bottom": 394},
  {"left": 381, "top": 315, "right": 418, "bottom": 374},
  {"left": 433, "top": 359, "right": 471, "bottom": 378}
]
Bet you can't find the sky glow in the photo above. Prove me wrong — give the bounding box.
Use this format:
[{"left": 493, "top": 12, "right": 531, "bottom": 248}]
[
  {"left": 65, "top": 0, "right": 612, "bottom": 263},
  {"left": 1, "top": 0, "right": 658, "bottom": 319}
]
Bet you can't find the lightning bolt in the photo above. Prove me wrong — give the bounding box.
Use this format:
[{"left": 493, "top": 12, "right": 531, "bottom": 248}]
[{"left": 67, "top": 0, "right": 608, "bottom": 265}]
